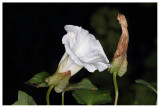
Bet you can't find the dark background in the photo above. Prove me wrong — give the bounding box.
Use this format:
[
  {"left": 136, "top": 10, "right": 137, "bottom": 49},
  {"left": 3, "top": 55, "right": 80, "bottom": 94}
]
[{"left": 3, "top": 3, "right": 157, "bottom": 105}]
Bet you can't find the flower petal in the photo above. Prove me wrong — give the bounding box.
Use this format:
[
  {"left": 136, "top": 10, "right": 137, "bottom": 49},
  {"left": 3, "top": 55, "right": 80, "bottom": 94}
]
[
  {"left": 58, "top": 53, "right": 83, "bottom": 76},
  {"left": 59, "top": 52, "right": 68, "bottom": 65},
  {"left": 62, "top": 25, "right": 110, "bottom": 73}
]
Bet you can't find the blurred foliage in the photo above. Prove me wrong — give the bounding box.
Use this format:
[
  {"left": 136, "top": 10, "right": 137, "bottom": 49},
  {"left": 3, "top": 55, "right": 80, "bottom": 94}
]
[
  {"left": 144, "top": 50, "right": 157, "bottom": 68},
  {"left": 90, "top": 7, "right": 121, "bottom": 58},
  {"left": 131, "top": 84, "right": 157, "bottom": 105},
  {"left": 135, "top": 79, "right": 157, "bottom": 93},
  {"left": 140, "top": 3, "right": 156, "bottom": 8}
]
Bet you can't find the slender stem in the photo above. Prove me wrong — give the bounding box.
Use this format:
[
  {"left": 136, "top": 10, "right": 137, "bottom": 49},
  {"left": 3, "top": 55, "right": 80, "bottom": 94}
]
[
  {"left": 46, "top": 84, "right": 54, "bottom": 105},
  {"left": 113, "top": 72, "right": 118, "bottom": 105},
  {"left": 62, "top": 92, "right": 65, "bottom": 105}
]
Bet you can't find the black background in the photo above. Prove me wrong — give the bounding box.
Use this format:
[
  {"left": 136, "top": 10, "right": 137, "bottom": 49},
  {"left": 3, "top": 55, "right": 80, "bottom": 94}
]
[{"left": 3, "top": 3, "right": 157, "bottom": 105}]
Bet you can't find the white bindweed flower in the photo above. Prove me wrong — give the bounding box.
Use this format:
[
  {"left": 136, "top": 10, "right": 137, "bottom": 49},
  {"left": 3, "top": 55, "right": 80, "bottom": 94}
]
[{"left": 58, "top": 25, "right": 111, "bottom": 76}]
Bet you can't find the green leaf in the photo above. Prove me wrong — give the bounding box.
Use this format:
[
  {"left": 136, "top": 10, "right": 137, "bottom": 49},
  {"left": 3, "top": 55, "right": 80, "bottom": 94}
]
[
  {"left": 13, "top": 91, "right": 37, "bottom": 105},
  {"left": 72, "top": 89, "right": 111, "bottom": 105},
  {"left": 26, "top": 72, "right": 50, "bottom": 88},
  {"left": 135, "top": 79, "right": 157, "bottom": 94},
  {"left": 65, "top": 78, "right": 98, "bottom": 91}
]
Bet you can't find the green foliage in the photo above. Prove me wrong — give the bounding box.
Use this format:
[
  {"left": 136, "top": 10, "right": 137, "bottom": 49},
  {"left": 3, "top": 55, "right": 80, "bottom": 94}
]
[
  {"left": 132, "top": 84, "right": 157, "bottom": 105},
  {"left": 90, "top": 7, "right": 121, "bottom": 56},
  {"left": 120, "top": 90, "right": 135, "bottom": 105},
  {"left": 144, "top": 51, "right": 157, "bottom": 68},
  {"left": 89, "top": 71, "right": 112, "bottom": 90},
  {"left": 66, "top": 78, "right": 111, "bottom": 105},
  {"left": 72, "top": 89, "right": 111, "bottom": 105},
  {"left": 91, "top": 7, "right": 120, "bottom": 36},
  {"left": 13, "top": 91, "right": 37, "bottom": 105},
  {"left": 135, "top": 79, "right": 157, "bottom": 94},
  {"left": 65, "top": 78, "right": 98, "bottom": 91},
  {"left": 26, "top": 72, "right": 50, "bottom": 88}
]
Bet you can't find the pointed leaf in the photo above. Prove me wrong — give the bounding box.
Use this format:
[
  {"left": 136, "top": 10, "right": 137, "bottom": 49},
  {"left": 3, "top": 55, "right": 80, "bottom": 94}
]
[
  {"left": 13, "top": 91, "right": 37, "bottom": 105},
  {"left": 135, "top": 79, "right": 157, "bottom": 94},
  {"left": 65, "top": 78, "right": 98, "bottom": 91},
  {"left": 26, "top": 72, "right": 50, "bottom": 88},
  {"left": 72, "top": 89, "right": 111, "bottom": 105}
]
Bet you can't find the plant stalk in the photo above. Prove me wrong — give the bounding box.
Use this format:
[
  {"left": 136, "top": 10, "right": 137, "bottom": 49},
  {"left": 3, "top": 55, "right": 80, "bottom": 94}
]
[
  {"left": 113, "top": 72, "right": 118, "bottom": 105},
  {"left": 62, "top": 92, "right": 65, "bottom": 105},
  {"left": 46, "top": 84, "right": 54, "bottom": 105}
]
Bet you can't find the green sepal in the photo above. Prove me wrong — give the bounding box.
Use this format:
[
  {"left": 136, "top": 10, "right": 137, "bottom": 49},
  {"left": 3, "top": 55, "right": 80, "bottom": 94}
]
[
  {"left": 110, "top": 56, "right": 123, "bottom": 73},
  {"left": 54, "top": 71, "right": 71, "bottom": 93},
  {"left": 117, "top": 54, "right": 127, "bottom": 77},
  {"left": 45, "top": 71, "right": 70, "bottom": 86},
  {"left": 110, "top": 53, "right": 127, "bottom": 77}
]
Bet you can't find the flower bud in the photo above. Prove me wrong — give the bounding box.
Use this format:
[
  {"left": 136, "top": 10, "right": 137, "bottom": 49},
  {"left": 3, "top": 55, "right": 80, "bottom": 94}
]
[{"left": 110, "top": 14, "right": 129, "bottom": 77}]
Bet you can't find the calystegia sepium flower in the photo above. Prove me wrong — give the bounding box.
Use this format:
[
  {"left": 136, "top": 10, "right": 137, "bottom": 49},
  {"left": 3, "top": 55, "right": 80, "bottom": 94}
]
[
  {"left": 59, "top": 25, "right": 111, "bottom": 76},
  {"left": 46, "top": 25, "right": 110, "bottom": 93}
]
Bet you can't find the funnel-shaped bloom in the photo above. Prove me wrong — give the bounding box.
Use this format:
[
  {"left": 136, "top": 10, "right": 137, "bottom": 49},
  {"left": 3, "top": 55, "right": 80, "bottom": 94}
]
[{"left": 58, "top": 25, "right": 110, "bottom": 76}]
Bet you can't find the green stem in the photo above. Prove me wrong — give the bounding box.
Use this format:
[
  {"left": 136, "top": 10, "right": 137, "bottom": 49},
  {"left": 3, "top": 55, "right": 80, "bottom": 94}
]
[
  {"left": 113, "top": 72, "right": 118, "bottom": 105},
  {"left": 46, "top": 84, "right": 54, "bottom": 105},
  {"left": 62, "top": 92, "right": 65, "bottom": 105}
]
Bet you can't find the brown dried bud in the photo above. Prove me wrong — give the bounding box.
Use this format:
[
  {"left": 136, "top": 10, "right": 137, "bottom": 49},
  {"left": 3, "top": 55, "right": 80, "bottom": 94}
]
[
  {"left": 114, "top": 14, "right": 129, "bottom": 58},
  {"left": 110, "top": 14, "right": 129, "bottom": 77}
]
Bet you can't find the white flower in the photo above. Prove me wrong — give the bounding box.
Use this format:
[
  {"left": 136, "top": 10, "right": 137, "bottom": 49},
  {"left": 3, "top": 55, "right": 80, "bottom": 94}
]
[{"left": 58, "top": 25, "right": 110, "bottom": 76}]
